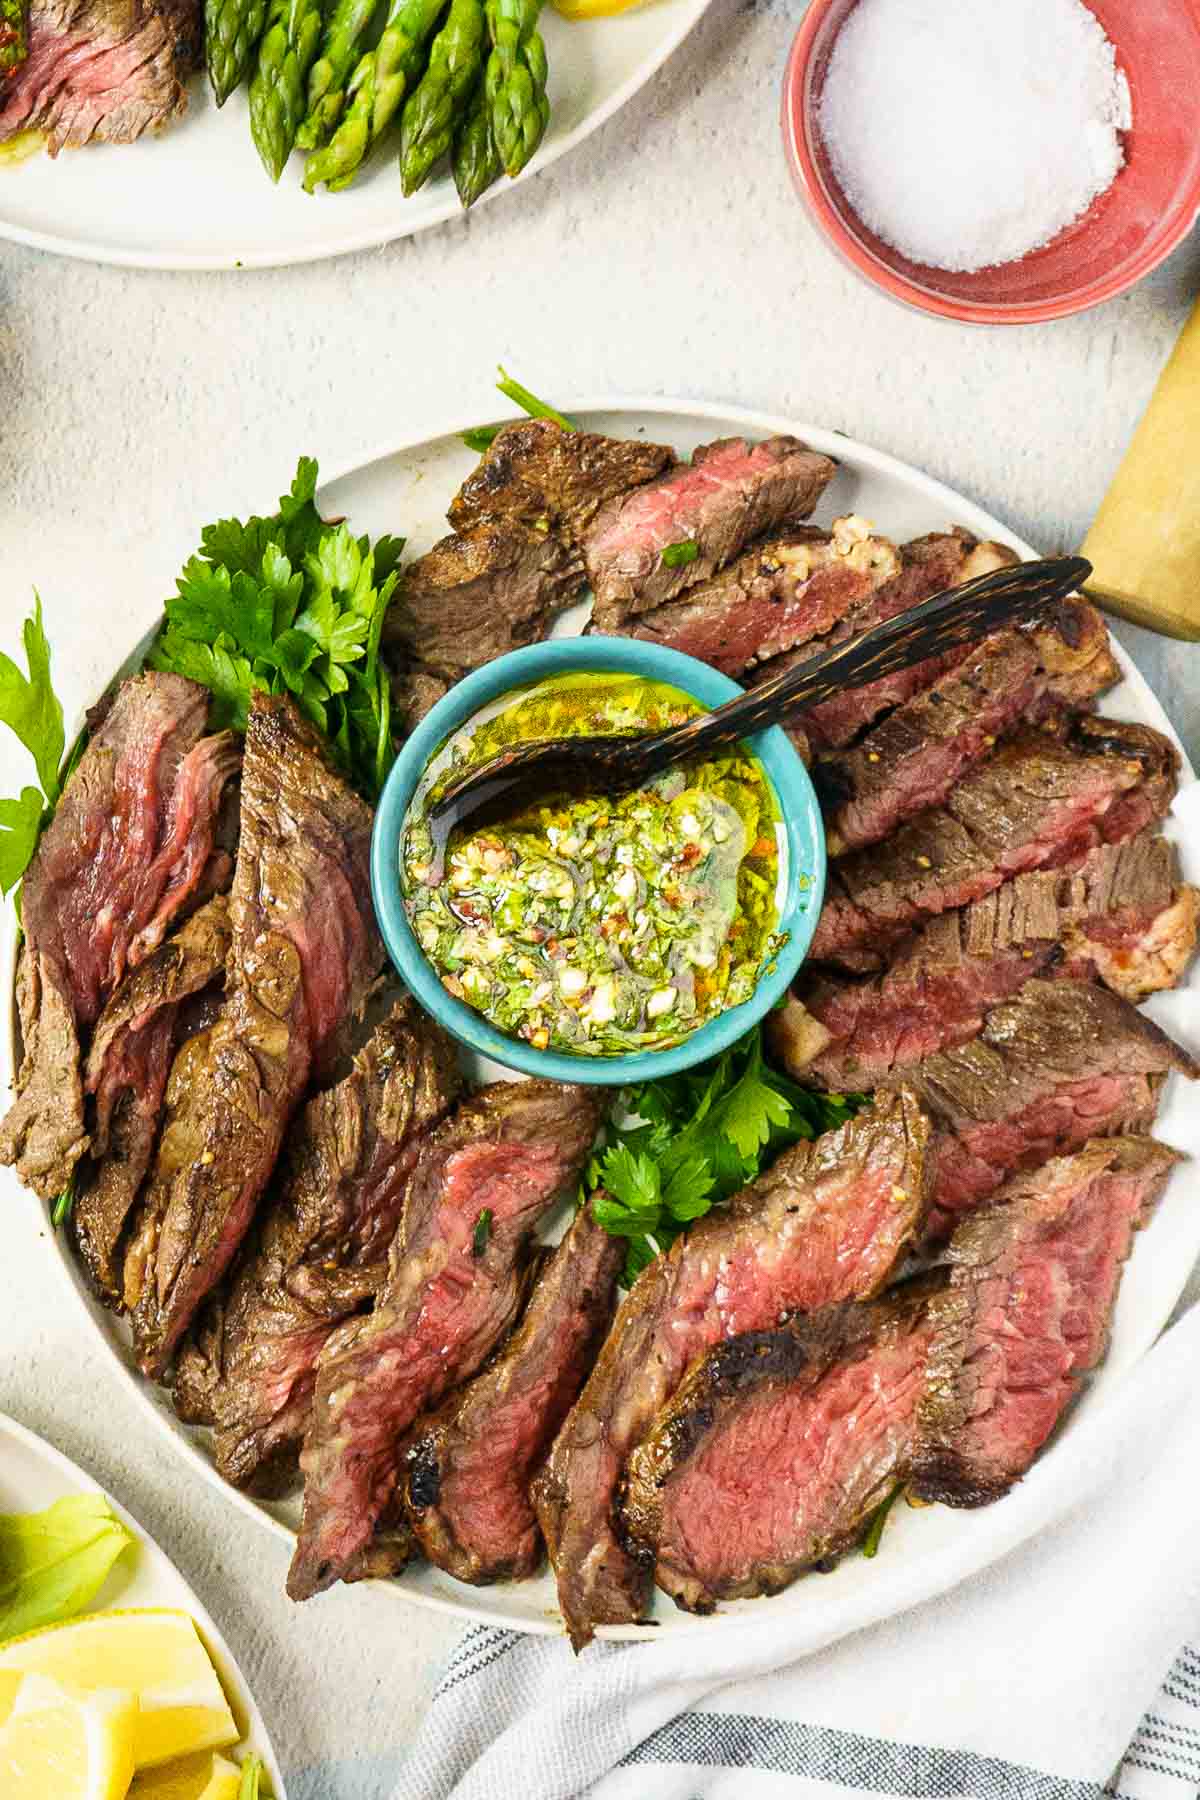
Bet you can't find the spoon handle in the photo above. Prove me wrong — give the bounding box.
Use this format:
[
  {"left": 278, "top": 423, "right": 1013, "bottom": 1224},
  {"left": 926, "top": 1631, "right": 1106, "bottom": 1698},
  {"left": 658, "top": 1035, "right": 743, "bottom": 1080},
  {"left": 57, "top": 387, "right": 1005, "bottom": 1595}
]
[{"left": 628, "top": 554, "right": 1093, "bottom": 773}]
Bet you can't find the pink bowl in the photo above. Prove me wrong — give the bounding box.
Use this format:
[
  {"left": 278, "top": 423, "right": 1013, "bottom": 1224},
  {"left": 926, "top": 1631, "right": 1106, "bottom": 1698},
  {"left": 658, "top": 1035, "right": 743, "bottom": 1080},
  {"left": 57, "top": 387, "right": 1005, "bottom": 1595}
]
[{"left": 782, "top": 0, "right": 1200, "bottom": 324}]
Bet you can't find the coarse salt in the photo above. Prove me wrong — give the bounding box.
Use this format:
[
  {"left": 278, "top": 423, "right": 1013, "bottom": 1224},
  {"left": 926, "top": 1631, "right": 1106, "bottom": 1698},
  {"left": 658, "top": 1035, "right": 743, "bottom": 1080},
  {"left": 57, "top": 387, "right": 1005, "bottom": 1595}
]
[{"left": 817, "top": 0, "right": 1132, "bottom": 273}]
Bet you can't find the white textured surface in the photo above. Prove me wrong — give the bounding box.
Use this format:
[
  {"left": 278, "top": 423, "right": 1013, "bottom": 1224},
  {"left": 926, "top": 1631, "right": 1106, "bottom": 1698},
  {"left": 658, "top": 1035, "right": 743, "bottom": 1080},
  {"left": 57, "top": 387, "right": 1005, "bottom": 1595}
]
[{"left": 0, "top": 0, "right": 1199, "bottom": 1792}]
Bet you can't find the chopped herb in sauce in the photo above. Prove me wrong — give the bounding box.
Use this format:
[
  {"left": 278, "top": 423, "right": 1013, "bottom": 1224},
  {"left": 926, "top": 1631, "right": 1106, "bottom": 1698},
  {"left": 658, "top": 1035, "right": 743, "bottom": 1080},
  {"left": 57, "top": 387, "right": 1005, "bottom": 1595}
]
[
  {"left": 401, "top": 673, "right": 787, "bottom": 1057},
  {"left": 661, "top": 539, "right": 699, "bottom": 568},
  {"left": 472, "top": 1207, "right": 493, "bottom": 1256}
]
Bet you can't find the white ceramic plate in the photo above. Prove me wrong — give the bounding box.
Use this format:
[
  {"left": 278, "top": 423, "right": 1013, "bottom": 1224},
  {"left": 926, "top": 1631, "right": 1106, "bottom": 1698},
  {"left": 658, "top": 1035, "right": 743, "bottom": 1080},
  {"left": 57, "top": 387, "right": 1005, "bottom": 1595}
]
[
  {"left": 2, "top": 400, "right": 1198, "bottom": 1644},
  {"left": 0, "top": 1411, "right": 287, "bottom": 1794},
  {"left": 0, "top": 0, "right": 707, "bottom": 269}
]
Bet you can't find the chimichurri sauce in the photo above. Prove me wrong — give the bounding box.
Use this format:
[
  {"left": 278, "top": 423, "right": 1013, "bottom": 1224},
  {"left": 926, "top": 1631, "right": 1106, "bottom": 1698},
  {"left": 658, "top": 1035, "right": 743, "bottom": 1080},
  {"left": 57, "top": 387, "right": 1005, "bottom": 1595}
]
[{"left": 401, "top": 673, "right": 785, "bottom": 1057}]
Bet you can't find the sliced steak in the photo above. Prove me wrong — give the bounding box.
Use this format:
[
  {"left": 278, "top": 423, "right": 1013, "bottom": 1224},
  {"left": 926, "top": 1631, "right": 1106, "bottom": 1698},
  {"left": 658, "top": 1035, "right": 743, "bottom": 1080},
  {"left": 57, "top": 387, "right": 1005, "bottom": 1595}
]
[
  {"left": 72, "top": 895, "right": 232, "bottom": 1303},
  {"left": 815, "top": 610, "right": 1118, "bottom": 855},
  {"left": 911, "top": 1137, "right": 1180, "bottom": 1506},
  {"left": 774, "top": 833, "right": 1199, "bottom": 1089},
  {"left": 585, "top": 436, "right": 837, "bottom": 630},
  {"left": 532, "top": 1088, "right": 930, "bottom": 1649},
  {"left": 810, "top": 725, "right": 1168, "bottom": 970},
  {"left": 753, "top": 532, "right": 1019, "bottom": 750},
  {"left": 405, "top": 1207, "right": 623, "bottom": 1585},
  {"left": 287, "top": 1081, "right": 602, "bottom": 1602},
  {"left": 621, "top": 1280, "right": 941, "bottom": 1613},
  {"left": 447, "top": 419, "right": 675, "bottom": 545},
  {"left": 603, "top": 518, "right": 900, "bottom": 677},
  {"left": 0, "top": 673, "right": 239, "bottom": 1199},
  {"left": 125, "top": 693, "right": 379, "bottom": 1379},
  {"left": 904, "top": 979, "right": 1198, "bottom": 1239},
  {"left": 172, "top": 999, "right": 462, "bottom": 1495},
  {"left": 1071, "top": 715, "right": 1181, "bottom": 847},
  {"left": 0, "top": 0, "right": 201, "bottom": 152}
]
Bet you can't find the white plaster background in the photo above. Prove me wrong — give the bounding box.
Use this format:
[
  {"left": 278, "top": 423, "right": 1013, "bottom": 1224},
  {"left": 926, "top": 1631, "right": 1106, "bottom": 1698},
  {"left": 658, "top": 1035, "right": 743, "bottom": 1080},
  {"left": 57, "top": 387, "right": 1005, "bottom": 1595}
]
[{"left": 0, "top": 0, "right": 1198, "bottom": 1792}]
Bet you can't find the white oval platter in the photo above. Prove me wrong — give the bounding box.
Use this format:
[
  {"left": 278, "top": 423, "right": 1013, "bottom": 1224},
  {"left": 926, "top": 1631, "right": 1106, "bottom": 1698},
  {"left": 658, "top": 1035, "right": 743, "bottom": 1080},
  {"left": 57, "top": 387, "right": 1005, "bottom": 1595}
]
[
  {"left": 2, "top": 399, "right": 1197, "bottom": 1644},
  {"left": 0, "top": 1410, "right": 287, "bottom": 1794},
  {"left": 0, "top": 0, "right": 708, "bottom": 270}
]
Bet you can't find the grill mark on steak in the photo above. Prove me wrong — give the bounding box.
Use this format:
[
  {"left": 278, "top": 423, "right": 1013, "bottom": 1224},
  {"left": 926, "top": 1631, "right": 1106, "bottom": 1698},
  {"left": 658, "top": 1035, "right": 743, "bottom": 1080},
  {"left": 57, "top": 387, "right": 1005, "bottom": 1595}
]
[
  {"left": 621, "top": 1280, "right": 942, "bottom": 1613},
  {"left": 532, "top": 1088, "right": 930, "bottom": 1650},
  {"left": 911, "top": 1137, "right": 1180, "bottom": 1506},
  {"left": 0, "top": 0, "right": 201, "bottom": 152},
  {"left": 125, "top": 693, "right": 380, "bottom": 1379},
  {"left": 0, "top": 673, "right": 240, "bottom": 1199},
  {"left": 810, "top": 724, "right": 1171, "bottom": 970},
  {"left": 598, "top": 518, "right": 900, "bottom": 677},
  {"left": 72, "top": 895, "right": 232, "bottom": 1304},
  {"left": 585, "top": 436, "right": 837, "bottom": 631},
  {"left": 772, "top": 833, "right": 1198, "bottom": 1089},
  {"left": 287, "top": 1080, "right": 602, "bottom": 1602},
  {"left": 899, "top": 979, "right": 1198, "bottom": 1240},
  {"left": 447, "top": 419, "right": 675, "bottom": 545},
  {"left": 172, "top": 998, "right": 462, "bottom": 1496},
  {"left": 815, "top": 609, "right": 1118, "bottom": 855},
  {"left": 404, "top": 1206, "right": 622, "bottom": 1585}
]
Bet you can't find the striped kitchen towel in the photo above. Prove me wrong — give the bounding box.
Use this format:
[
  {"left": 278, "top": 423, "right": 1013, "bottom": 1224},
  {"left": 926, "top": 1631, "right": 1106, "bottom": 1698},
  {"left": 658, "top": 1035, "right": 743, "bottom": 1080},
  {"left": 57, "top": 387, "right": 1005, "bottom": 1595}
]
[{"left": 393, "top": 1302, "right": 1200, "bottom": 1800}]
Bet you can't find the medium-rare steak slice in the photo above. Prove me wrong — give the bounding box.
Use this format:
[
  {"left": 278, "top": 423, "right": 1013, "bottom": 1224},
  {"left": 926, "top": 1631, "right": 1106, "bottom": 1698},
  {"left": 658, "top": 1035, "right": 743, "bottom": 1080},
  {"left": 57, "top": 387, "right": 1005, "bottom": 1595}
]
[
  {"left": 72, "top": 895, "right": 232, "bottom": 1304},
  {"left": 125, "top": 694, "right": 379, "bottom": 1379},
  {"left": 287, "top": 1080, "right": 602, "bottom": 1602},
  {"left": 905, "top": 979, "right": 1198, "bottom": 1239},
  {"left": 621, "top": 1280, "right": 941, "bottom": 1613},
  {"left": 773, "top": 833, "right": 1199, "bottom": 1089},
  {"left": 815, "top": 611, "right": 1119, "bottom": 855},
  {"left": 911, "top": 1137, "right": 1180, "bottom": 1506},
  {"left": 0, "top": 0, "right": 201, "bottom": 153},
  {"left": 585, "top": 436, "right": 837, "bottom": 630},
  {"left": 532, "top": 1088, "right": 930, "bottom": 1649},
  {"left": 603, "top": 517, "right": 900, "bottom": 677},
  {"left": 810, "top": 724, "right": 1169, "bottom": 970},
  {"left": 447, "top": 419, "right": 675, "bottom": 544},
  {"left": 172, "top": 998, "right": 461, "bottom": 1496},
  {"left": 405, "top": 1206, "right": 622, "bottom": 1584},
  {"left": 0, "top": 673, "right": 240, "bottom": 1199}
]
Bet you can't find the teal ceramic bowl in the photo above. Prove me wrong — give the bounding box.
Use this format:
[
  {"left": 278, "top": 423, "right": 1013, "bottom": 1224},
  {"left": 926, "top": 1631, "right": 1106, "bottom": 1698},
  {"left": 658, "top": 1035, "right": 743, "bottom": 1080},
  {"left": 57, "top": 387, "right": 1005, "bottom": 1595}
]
[{"left": 371, "top": 638, "right": 826, "bottom": 1084}]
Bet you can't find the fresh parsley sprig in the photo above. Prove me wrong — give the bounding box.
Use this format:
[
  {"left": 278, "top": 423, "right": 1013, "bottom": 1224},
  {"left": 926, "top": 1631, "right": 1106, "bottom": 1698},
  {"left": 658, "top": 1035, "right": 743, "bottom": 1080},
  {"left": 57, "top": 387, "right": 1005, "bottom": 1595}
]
[
  {"left": 462, "top": 366, "right": 578, "bottom": 453},
  {"left": 149, "top": 458, "right": 405, "bottom": 801},
  {"left": 0, "top": 595, "right": 67, "bottom": 897},
  {"left": 584, "top": 1027, "right": 862, "bottom": 1285}
]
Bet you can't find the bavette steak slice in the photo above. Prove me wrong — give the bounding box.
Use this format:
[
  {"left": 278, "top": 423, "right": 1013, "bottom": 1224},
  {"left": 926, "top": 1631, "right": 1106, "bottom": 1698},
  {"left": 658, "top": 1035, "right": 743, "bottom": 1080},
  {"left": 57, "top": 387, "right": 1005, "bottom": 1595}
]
[
  {"left": 172, "top": 998, "right": 462, "bottom": 1495},
  {"left": 287, "top": 1080, "right": 602, "bottom": 1602},
  {"left": 911, "top": 1137, "right": 1181, "bottom": 1506},
  {"left": 73, "top": 894, "right": 232, "bottom": 1303},
  {"left": 532, "top": 1087, "right": 930, "bottom": 1649},
  {"left": 814, "top": 612, "right": 1118, "bottom": 855},
  {"left": 601, "top": 517, "right": 900, "bottom": 676},
  {"left": 772, "top": 833, "right": 1199, "bottom": 1090},
  {"left": 0, "top": 0, "right": 201, "bottom": 153},
  {"left": 585, "top": 436, "right": 837, "bottom": 631},
  {"left": 904, "top": 979, "right": 1199, "bottom": 1240},
  {"left": 447, "top": 419, "right": 676, "bottom": 545},
  {"left": 405, "top": 1206, "right": 623, "bottom": 1585},
  {"left": 0, "top": 673, "right": 240, "bottom": 1199},
  {"left": 125, "top": 693, "right": 379, "bottom": 1379},
  {"left": 810, "top": 723, "right": 1173, "bottom": 970},
  {"left": 621, "top": 1280, "right": 941, "bottom": 1613}
]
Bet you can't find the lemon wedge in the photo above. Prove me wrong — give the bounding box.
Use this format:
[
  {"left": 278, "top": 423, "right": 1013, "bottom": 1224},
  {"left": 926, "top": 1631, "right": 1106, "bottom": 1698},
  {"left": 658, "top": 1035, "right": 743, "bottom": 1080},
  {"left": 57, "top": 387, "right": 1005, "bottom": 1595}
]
[
  {"left": 131, "top": 1749, "right": 242, "bottom": 1799},
  {"left": 0, "top": 1609, "right": 239, "bottom": 1769},
  {"left": 0, "top": 1672, "right": 137, "bottom": 1800},
  {"left": 551, "top": 0, "right": 647, "bottom": 17}
]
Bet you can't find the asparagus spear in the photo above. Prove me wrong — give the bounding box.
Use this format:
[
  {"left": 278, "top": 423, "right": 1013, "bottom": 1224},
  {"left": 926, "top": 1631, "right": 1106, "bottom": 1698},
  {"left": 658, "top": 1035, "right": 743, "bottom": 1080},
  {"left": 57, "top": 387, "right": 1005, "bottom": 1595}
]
[
  {"left": 250, "top": 0, "right": 325, "bottom": 181},
  {"left": 452, "top": 73, "right": 500, "bottom": 207},
  {"left": 295, "top": 0, "right": 379, "bottom": 149},
  {"left": 0, "top": 0, "right": 27, "bottom": 78},
  {"left": 302, "top": 0, "right": 444, "bottom": 191},
  {"left": 399, "top": 0, "right": 483, "bottom": 196},
  {"left": 484, "top": 0, "right": 549, "bottom": 178},
  {"left": 206, "top": 0, "right": 270, "bottom": 103}
]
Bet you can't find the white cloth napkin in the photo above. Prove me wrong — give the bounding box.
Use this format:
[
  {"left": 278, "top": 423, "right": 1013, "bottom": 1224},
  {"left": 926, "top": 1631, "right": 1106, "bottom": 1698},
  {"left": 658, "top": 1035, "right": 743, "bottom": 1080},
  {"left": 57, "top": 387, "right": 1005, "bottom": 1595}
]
[{"left": 394, "top": 1301, "right": 1200, "bottom": 1800}]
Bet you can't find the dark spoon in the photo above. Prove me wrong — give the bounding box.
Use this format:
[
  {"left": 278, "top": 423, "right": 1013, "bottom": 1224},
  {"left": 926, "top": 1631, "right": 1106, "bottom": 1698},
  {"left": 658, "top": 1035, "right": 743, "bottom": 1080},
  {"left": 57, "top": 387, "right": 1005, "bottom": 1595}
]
[{"left": 423, "top": 553, "right": 1092, "bottom": 858}]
